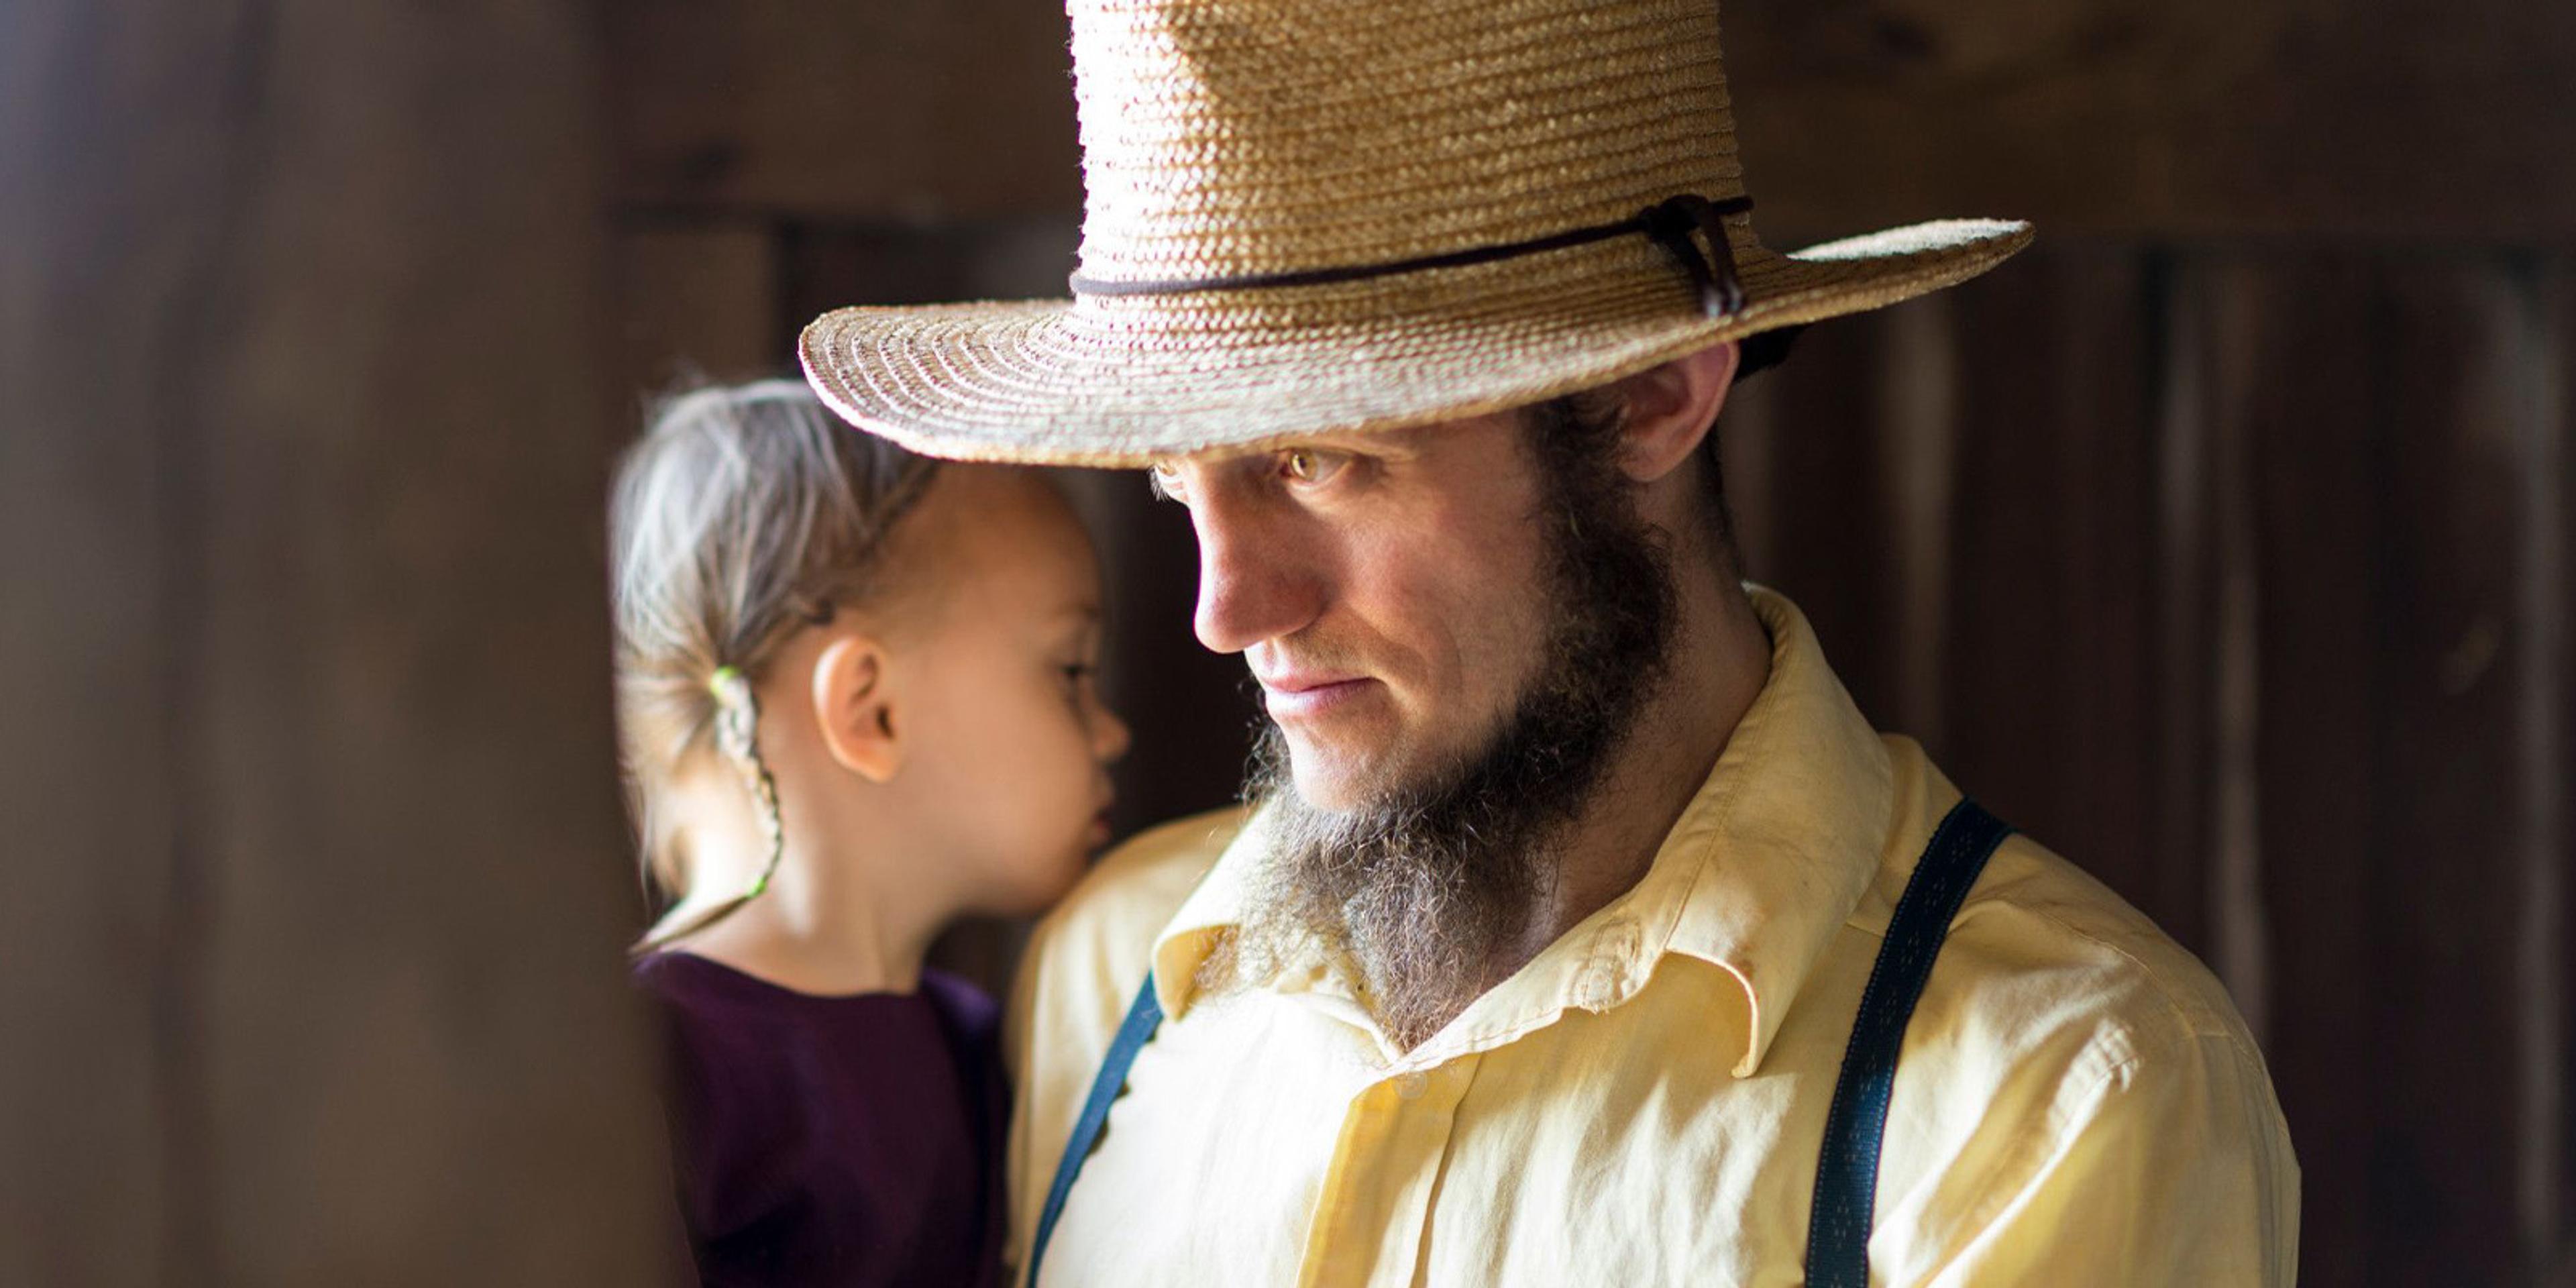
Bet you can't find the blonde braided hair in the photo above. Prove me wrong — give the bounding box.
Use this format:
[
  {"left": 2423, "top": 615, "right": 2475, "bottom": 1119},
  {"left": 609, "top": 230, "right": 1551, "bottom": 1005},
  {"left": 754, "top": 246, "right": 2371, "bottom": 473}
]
[{"left": 610, "top": 380, "right": 939, "bottom": 953}]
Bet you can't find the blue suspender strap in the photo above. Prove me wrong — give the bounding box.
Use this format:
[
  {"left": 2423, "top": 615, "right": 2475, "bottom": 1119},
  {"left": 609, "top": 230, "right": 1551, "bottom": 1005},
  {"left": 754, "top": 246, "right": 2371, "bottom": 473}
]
[
  {"left": 1805, "top": 798, "right": 2013, "bottom": 1288},
  {"left": 1024, "top": 802, "right": 2006, "bottom": 1287},
  {"left": 1025, "top": 972, "right": 1165, "bottom": 1288}
]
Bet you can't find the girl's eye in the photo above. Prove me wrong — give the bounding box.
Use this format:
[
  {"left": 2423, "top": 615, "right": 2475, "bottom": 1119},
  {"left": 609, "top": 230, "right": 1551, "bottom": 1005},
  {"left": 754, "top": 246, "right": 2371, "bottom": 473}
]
[
  {"left": 1282, "top": 449, "right": 1346, "bottom": 485},
  {"left": 1147, "top": 461, "right": 1185, "bottom": 500}
]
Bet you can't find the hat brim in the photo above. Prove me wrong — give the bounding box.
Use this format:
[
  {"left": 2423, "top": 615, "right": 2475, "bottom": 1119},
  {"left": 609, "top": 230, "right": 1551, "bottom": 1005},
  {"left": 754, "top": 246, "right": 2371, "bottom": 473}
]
[{"left": 799, "top": 218, "right": 2031, "bottom": 468}]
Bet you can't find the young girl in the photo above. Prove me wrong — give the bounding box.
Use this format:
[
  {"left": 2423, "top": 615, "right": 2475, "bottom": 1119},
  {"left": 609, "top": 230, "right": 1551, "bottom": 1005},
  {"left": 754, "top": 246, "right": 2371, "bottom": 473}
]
[{"left": 611, "top": 380, "right": 1128, "bottom": 1287}]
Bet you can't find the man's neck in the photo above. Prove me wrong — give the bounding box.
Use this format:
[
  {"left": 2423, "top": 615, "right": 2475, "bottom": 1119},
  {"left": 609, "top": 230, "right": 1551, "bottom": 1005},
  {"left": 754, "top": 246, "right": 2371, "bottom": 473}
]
[{"left": 1483, "top": 581, "right": 1774, "bottom": 1011}]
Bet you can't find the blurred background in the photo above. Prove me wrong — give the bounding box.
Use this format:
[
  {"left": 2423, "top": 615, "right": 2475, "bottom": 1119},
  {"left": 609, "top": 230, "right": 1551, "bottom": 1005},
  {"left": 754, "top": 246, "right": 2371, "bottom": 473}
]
[{"left": 4, "top": 0, "right": 2571, "bottom": 1283}]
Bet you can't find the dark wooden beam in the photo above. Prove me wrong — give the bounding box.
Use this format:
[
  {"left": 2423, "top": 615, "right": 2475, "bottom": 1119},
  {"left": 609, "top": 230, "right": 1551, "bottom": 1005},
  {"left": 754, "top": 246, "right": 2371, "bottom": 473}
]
[
  {"left": 607, "top": 0, "right": 1084, "bottom": 222},
  {"left": 606, "top": 0, "right": 2576, "bottom": 239},
  {"left": 1723, "top": 0, "right": 2576, "bottom": 241},
  {"left": 1, "top": 1, "right": 680, "bottom": 1281}
]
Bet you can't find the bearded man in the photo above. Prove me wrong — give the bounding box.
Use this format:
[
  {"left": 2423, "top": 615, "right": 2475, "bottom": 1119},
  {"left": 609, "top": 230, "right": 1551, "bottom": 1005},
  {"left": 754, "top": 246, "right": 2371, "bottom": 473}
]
[{"left": 798, "top": 0, "right": 2299, "bottom": 1283}]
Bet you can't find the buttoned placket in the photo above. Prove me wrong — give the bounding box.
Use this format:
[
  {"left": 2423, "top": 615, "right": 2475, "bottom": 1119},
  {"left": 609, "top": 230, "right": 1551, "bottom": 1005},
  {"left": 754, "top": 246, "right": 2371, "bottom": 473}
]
[
  {"left": 1292, "top": 1051, "right": 1483, "bottom": 1288},
  {"left": 1283, "top": 916, "right": 1655, "bottom": 1287}
]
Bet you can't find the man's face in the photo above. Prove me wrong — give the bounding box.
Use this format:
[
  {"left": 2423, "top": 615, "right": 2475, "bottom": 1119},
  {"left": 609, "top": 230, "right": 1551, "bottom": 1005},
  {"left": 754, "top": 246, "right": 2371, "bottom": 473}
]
[
  {"left": 1161, "top": 398, "right": 1678, "bottom": 1046},
  {"left": 1152, "top": 411, "right": 1556, "bottom": 813}
]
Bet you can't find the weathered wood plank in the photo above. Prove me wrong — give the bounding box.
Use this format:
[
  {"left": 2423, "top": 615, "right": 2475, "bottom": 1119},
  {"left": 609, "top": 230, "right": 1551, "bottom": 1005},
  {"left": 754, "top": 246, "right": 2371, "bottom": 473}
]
[
  {"left": 1711, "top": 351, "right": 1783, "bottom": 576},
  {"left": 1727, "top": 301, "right": 1908, "bottom": 721},
  {"left": 1929, "top": 239, "right": 2178, "bottom": 946},
  {"left": 606, "top": 0, "right": 1083, "bottom": 221},
  {"left": 2194, "top": 250, "right": 2377, "bottom": 1288},
  {"left": 614, "top": 221, "right": 786, "bottom": 400},
  {"left": 2547, "top": 251, "right": 2576, "bottom": 1283},
  {"left": 2199, "top": 256, "right": 2273, "bottom": 1036},
  {"left": 0, "top": 0, "right": 229, "bottom": 1279},
  {"left": 2363, "top": 255, "right": 2543, "bottom": 1286},
  {"left": 1874, "top": 294, "right": 1960, "bottom": 747},
  {"left": 1, "top": 1, "right": 683, "bottom": 1282},
  {"left": 608, "top": 0, "right": 2576, "bottom": 238},
  {"left": 1723, "top": 0, "right": 2576, "bottom": 241},
  {"left": 185, "top": 4, "right": 677, "bottom": 1276},
  {"left": 779, "top": 219, "right": 1082, "bottom": 317},
  {"left": 2517, "top": 249, "right": 2571, "bottom": 1279},
  {"left": 2145, "top": 253, "right": 2245, "bottom": 982}
]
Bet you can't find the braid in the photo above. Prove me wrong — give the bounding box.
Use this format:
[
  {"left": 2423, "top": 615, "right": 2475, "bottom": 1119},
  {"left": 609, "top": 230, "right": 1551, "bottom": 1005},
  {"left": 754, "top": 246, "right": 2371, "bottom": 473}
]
[
  {"left": 629, "top": 667, "right": 791, "bottom": 954},
  {"left": 610, "top": 380, "right": 939, "bottom": 953}
]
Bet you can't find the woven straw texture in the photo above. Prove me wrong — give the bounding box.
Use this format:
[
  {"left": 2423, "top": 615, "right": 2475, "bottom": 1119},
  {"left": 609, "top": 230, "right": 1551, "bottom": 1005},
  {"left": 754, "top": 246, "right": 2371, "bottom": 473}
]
[{"left": 800, "top": 0, "right": 2033, "bottom": 466}]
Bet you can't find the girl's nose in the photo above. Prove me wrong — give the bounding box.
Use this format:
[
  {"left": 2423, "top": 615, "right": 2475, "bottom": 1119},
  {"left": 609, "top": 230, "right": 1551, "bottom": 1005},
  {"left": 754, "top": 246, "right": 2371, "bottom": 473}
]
[{"left": 1092, "top": 697, "right": 1132, "bottom": 765}]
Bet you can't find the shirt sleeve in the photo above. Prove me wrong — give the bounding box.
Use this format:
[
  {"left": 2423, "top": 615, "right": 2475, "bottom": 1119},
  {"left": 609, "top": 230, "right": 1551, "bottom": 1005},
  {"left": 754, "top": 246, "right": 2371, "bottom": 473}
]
[
  {"left": 1000, "top": 913, "right": 1054, "bottom": 1279},
  {"left": 1000, "top": 808, "right": 1250, "bottom": 1282},
  {"left": 997, "top": 840, "right": 1203, "bottom": 1273},
  {"left": 1913, "top": 1028, "right": 2301, "bottom": 1286}
]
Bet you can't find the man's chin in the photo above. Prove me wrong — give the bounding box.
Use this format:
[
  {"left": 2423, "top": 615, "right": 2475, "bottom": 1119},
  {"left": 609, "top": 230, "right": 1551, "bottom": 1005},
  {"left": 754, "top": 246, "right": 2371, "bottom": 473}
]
[
  {"left": 1279, "top": 752, "right": 1371, "bottom": 816},
  {"left": 1269, "top": 729, "right": 1398, "bottom": 816}
]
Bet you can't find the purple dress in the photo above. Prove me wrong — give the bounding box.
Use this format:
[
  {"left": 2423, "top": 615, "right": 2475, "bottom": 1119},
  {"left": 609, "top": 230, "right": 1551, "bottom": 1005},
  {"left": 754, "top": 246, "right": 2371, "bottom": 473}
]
[{"left": 635, "top": 952, "right": 1006, "bottom": 1288}]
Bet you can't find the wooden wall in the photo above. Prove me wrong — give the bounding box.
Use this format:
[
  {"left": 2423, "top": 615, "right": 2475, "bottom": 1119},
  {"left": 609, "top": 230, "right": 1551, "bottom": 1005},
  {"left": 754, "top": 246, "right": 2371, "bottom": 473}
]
[
  {"left": 602, "top": 3, "right": 2576, "bottom": 1285},
  {"left": 5, "top": 0, "right": 2559, "bottom": 1281},
  {"left": 1, "top": 1, "right": 676, "bottom": 1283},
  {"left": 1726, "top": 241, "right": 2575, "bottom": 1287}
]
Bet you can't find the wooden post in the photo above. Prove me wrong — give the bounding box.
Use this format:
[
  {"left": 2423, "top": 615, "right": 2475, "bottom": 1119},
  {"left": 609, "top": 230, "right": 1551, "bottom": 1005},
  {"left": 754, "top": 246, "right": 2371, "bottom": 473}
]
[{"left": 0, "top": 1, "right": 676, "bottom": 1282}]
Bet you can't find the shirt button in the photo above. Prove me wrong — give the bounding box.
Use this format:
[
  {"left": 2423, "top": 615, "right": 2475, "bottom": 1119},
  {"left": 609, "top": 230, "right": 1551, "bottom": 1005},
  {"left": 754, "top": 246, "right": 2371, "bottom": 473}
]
[{"left": 1396, "top": 1071, "right": 1429, "bottom": 1100}]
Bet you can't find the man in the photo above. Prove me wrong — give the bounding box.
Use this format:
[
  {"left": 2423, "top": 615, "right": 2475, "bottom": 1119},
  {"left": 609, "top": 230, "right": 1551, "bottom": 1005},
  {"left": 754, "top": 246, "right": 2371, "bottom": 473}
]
[{"left": 800, "top": 0, "right": 2299, "bottom": 1282}]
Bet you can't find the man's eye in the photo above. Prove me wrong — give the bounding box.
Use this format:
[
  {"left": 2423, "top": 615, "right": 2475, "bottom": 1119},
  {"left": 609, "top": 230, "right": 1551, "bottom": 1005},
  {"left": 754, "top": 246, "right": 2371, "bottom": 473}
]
[
  {"left": 1282, "top": 449, "right": 1346, "bottom": 485},
  {"left": 1147, "top": 461, "right": 1185, "bottom": 501}
]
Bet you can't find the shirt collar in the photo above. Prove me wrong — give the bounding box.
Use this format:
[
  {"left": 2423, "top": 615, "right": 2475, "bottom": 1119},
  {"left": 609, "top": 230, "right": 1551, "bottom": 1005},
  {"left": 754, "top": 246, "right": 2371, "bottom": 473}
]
[{"left": 1148, "top": 587, "right": 1894, "bottom": 1076}]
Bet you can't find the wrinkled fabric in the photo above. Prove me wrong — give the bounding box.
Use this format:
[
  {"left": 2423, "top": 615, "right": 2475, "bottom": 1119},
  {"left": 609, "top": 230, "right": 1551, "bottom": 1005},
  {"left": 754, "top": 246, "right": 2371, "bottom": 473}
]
[
  {"left": 639, "top": 955, "right": 1006, "bottom": 1288},
  {"left": 1006, "top": 589, "right": 2298, "bottom": 1287}
]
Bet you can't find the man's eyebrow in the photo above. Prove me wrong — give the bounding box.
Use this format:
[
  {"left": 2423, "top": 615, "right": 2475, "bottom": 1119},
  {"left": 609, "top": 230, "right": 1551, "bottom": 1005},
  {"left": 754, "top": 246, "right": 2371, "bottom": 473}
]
[
  {"left": 1146, "top": 435, "right": 1415, "bottom": 500},
  {"left": 1287, "top": 431, "right": 1424, "bottom": 462}
]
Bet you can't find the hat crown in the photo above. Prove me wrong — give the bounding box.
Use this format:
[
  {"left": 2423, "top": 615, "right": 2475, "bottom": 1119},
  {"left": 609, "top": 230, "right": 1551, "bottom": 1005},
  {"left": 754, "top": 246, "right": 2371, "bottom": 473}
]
[{"left": 1069, "top": 0, "right": 1746, "bottom": 287}]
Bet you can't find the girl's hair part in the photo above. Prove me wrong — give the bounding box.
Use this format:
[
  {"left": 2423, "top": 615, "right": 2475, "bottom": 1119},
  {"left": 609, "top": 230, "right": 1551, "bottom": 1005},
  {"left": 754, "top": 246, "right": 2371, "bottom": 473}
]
[{"left": 610, "top": 378, "right": 941, "bottom": 953}]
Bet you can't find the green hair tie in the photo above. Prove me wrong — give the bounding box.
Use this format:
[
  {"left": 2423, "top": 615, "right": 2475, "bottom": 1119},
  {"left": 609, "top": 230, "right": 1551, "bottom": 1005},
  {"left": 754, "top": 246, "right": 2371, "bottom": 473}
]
[{"left": 703, "top": 663, "right": 783, "bottom": 911}]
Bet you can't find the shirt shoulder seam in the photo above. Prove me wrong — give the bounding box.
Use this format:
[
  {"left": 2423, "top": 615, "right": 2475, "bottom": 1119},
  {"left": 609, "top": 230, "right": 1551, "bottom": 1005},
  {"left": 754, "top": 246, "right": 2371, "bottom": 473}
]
[{"left": 1953, "top": 883, "right": 2267, "bottom": 1077}]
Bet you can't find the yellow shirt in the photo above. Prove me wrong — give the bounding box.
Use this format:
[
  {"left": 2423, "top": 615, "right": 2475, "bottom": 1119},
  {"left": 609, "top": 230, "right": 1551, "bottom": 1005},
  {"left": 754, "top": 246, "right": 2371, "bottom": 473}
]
[{"left": 1006, "top": 590, "right": 2299, "bottom": 1287}]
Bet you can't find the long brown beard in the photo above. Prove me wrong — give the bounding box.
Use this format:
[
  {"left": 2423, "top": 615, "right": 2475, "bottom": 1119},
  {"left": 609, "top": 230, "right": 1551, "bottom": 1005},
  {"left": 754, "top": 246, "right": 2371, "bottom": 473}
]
[{"left": 1212, "top": 400, "right": 1678, "bottom": 1051}]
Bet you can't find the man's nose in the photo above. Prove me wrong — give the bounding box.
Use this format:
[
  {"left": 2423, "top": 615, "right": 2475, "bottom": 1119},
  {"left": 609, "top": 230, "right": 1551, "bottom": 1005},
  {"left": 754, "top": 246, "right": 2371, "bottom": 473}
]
[{"left": 1189, "top": 490, "right": 1322, "bottom": 655}]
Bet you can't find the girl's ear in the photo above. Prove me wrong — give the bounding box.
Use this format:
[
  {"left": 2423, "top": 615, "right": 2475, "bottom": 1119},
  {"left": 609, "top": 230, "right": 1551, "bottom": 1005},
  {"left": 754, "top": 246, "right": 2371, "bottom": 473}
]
[
  {"left": 811, "top": 634, "right": 903, "bottom": 783},
  {"left": 1608, "top": 341, "right": 1740, "bottom": 483}
]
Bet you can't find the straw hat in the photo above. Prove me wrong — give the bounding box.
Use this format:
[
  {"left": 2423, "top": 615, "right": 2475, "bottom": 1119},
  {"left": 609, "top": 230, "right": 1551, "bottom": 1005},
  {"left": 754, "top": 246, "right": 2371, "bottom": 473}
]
[{"left": 800, "top": 0, "right": 2032, "bottom": 468}]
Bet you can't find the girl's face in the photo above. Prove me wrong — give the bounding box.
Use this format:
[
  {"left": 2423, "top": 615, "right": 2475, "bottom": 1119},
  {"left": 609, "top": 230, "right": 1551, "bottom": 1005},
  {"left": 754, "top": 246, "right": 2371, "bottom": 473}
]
[{"left": 890, "top": 467, "right": 1130, "bottom": 916}]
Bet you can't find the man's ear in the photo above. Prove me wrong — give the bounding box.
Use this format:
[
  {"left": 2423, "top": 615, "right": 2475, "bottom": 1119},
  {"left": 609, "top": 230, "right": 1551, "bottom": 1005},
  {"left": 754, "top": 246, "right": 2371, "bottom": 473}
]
[
  {"left": 811, "top": 634, "right": 902, "bottom": 783},
  {"left": 1606, "top": 341, "right": 1740, "bottom": 483}
]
